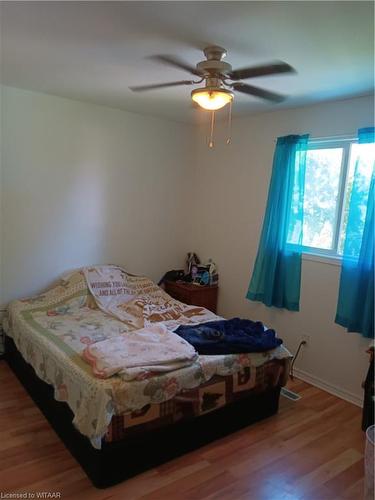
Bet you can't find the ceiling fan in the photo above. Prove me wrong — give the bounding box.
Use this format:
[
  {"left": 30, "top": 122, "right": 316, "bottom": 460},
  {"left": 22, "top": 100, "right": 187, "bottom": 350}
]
[{"left": 129, "top": 45, "right": 296, "bottom": 111}]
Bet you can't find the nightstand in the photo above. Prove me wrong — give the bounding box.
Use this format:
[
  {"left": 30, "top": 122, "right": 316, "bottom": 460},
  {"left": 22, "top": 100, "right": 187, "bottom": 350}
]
[{"left": 165, "top": 281, "right": 218, "bottom": 313}]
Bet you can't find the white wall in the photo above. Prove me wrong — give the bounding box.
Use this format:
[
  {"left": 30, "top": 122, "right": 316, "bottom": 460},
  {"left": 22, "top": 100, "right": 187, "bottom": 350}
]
[
  {"left": 191, "top": 95, "right": 374, "bottom": 404},
  {"left": 1, "top": 86, "right": 193, "bottom": 305}
]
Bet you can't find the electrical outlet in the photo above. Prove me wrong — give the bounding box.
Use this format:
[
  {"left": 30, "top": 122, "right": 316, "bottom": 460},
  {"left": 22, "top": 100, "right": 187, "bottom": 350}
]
[{"left": 301, "top": 334, "right": 310, "bottom": 346}]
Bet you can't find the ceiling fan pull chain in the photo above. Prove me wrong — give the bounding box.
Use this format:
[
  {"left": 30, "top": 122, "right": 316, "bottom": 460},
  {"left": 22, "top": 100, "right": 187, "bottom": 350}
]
[
  {"left": 226, "top": 100, "right": 232, "bottom": 145},
  {"left": 208, "top": 110, "right": 215, "bottom": 148}
]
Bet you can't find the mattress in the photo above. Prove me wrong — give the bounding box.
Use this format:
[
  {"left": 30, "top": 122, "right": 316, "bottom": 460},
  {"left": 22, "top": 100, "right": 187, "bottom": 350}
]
[{"left": 3, "top": 269, "right": 292, "bottom": 448}]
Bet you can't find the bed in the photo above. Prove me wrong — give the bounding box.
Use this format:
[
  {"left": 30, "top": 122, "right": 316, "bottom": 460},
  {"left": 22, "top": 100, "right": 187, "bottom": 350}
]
[{"left": 3, "top": 266, "right": 291, "bottom": 488}]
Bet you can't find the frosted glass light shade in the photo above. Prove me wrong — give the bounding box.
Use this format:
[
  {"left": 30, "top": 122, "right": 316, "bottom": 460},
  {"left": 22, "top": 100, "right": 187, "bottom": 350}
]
[{"left": 191, "top": 88, "right": 233, "bottom": 111}]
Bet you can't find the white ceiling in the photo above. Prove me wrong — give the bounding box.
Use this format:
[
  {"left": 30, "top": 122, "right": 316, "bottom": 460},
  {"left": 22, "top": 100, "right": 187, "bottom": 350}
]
[{"left": 1, "top": 1, "right": 374, "bottom": 123}]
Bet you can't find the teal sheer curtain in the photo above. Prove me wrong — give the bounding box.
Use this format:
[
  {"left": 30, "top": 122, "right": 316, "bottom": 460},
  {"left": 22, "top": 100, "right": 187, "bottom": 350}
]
[
  {"left": 247, "top": 134, "right": 309, "bottom": 311},
  {"left": 335, "top": 127, "right": 374, "bottom": 338}
]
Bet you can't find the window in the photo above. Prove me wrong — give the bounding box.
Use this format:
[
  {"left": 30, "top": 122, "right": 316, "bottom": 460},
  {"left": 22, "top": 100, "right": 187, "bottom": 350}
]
[{"left": 287, "top": 137, "right": 374, "bottom": 259}]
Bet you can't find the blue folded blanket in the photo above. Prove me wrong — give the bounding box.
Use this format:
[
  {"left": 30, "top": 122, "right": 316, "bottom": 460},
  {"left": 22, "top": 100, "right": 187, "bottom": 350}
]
[{"left": 175, "top": 318, "right": 282, "bottom": 355}]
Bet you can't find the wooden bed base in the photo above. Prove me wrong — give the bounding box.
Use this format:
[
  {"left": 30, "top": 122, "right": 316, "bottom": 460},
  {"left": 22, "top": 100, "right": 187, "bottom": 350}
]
[{"left": 5, "top": 335, "right": 281, "bottom": 488}]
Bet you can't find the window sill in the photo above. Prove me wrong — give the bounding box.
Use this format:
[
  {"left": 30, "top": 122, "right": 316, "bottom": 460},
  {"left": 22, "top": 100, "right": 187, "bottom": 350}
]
[{"left": 302, "top": 252, "right": 342, "bottom": 267}]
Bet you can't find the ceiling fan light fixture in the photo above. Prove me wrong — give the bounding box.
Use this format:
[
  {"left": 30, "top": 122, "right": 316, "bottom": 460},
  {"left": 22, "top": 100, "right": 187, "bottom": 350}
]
[{"left": 191, "top": 87, "right": 233, "bottom": 111}]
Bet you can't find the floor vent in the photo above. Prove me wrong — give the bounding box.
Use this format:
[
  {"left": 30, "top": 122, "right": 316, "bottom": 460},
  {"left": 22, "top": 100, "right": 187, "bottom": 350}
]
[{"left": 281, "top": 387, "right": 301, "bottom": 401}]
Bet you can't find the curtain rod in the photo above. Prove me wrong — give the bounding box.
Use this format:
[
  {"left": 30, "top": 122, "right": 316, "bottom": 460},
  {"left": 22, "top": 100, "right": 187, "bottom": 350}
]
[
  {"left": 310, "top": 134, "right": 357, "bottom": 142},
  {"left": 274, "top": 134, "right": 357, "bottom": 143}
]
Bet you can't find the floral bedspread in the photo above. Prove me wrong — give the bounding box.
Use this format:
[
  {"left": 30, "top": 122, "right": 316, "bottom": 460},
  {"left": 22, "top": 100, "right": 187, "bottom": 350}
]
[{"left": 3, "top": 268, "right": 292, "bottom": 449}]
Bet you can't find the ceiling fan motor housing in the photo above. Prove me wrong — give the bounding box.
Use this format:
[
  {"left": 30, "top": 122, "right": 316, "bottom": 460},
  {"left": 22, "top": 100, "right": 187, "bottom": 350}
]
[
  {"left": 197, "top": 60, "right": 232, "bottom": 78},
  {"left": 196, "top": 45, "right": 232, "bottom": 82}
]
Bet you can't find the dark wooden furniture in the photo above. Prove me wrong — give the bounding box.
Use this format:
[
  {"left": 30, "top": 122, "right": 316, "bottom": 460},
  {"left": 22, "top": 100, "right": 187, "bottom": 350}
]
[
  {"left": 362, "top": 347, "right": 374, "bottom": 431},
  {"left": 165, "top": 281, "right": 219, "bottom": 313}
]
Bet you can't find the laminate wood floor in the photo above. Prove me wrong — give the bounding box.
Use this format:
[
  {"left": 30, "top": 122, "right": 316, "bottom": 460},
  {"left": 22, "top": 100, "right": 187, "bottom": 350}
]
[{"left": 0, "top": 360, "right": 366, "bottom": 500}]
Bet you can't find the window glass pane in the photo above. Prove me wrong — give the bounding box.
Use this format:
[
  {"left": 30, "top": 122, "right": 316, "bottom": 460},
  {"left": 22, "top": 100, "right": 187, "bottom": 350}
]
[
  {"left": 302, "top": 148, "right": 343, "bottom": 249},
  {"left": 338, "top": 143, "right": 374, "bottom": 255}
]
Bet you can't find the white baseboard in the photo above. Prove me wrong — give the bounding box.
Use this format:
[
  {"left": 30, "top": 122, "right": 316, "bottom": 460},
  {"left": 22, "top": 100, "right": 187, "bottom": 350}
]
[{"left": 293, "top": 367, "right": 363, "bottom": 408}]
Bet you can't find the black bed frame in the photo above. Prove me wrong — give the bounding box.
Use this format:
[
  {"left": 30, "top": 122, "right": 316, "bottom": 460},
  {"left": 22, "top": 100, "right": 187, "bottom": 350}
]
[{"left": 4, "top": 335, "right": 281, "bottom": 488}]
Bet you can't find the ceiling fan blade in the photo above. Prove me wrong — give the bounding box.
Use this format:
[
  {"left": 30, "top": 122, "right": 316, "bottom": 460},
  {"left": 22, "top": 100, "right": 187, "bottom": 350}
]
[
  {"left": 149, "top": 55, "right": 203, "bottom": 77},
  {"left": 129, "top": 80, "right": 195, "bottom": 92},
  {"left": 232, "top": 82, "right": 286, "bottom": 103},
  {"left": 229, "top": 62, "right": 295, "bottom": 81}
]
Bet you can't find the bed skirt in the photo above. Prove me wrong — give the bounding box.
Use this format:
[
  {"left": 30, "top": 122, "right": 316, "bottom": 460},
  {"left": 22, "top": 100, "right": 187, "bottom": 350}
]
[{"left": 5, "top": 335, "right": 282, "bottom": 488}]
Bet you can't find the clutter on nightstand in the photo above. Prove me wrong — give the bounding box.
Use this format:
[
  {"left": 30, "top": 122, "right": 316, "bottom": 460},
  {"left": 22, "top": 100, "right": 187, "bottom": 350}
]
[
  {"left": 185, "top": 253, "right": 219, "bottom": 286},
  {"left": 158, "top": 253, "right": 219, "bottom": 287},
  {"left": 159, "top": 253, "right": 219, "bottom": 312}
]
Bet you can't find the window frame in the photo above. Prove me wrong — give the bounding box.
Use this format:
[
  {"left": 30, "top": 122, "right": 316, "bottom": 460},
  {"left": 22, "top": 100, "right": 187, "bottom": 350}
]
[{"left": 299, "top": 136, "right": 358, "bottom": 261}]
